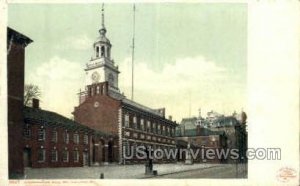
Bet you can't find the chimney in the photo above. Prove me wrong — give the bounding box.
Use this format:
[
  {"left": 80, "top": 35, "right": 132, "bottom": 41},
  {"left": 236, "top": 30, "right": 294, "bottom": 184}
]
[
  {"left": 168, "top": 115, "right": 172, "bottom": 121},
  {"left": 32, "top": 98, "right": 39, "bottom": 109}
]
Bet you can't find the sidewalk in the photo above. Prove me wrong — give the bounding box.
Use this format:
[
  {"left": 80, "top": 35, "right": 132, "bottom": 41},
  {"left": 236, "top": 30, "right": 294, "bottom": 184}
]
[{"left": 24, "top": 163, "right": 221, "bottom": 179}]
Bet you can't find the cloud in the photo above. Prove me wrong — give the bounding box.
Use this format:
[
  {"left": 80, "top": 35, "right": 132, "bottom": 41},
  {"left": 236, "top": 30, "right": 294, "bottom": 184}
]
[
  {"left": 120, "top": 56, "right": 225, "bottom": 92},
  {"left": 26, "top": 55, "right": 246, "bottom": 122},
  {"left": 26, "top": 56, "right": 84, "bottom": 118},
  {"left": 119, "top": 56, "right": 245, "bottom": 121},
  {"left": 35, "top": 56, "right": 82, "bottom": 80}
]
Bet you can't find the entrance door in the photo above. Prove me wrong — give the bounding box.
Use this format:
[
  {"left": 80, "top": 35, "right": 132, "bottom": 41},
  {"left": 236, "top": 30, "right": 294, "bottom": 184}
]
[
  {"left": 83, "top": 152, "right": 89, "bottom": 166},
  {"left": 23, "top": 148, "right": 32, "bottom": 167},
  {"left": 108, "top": 141, "right": 113, "bottom": 162}
]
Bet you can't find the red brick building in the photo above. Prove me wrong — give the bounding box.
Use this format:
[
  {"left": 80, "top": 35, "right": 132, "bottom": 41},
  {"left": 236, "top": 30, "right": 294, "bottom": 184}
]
[
  {"left": 23, "top": 99, "right": 96, "bottom": 168},
  {"left": 7, "top": 27, "right": 32, "bottom": 178},
  {"left": 73, "top": 7, "right": 178, "bottom": 164},
  {"left": 175, "top": 126, "right": 227, "bottom": 163}
]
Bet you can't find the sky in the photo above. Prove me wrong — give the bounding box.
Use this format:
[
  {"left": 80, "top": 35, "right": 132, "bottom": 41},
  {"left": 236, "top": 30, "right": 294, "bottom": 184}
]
[{"left": 8, "top": 3, "right": 247, "bottom": 122}]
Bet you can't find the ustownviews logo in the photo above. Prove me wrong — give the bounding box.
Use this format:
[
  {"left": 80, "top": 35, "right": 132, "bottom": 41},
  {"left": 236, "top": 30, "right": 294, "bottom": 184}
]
[{"left": 123, "top": 146, "right": 281, "bottom": 161}]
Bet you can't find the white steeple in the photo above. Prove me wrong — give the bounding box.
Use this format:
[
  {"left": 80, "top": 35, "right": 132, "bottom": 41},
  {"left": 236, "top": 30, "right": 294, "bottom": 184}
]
[{"left": 85, "top": 3, "right": 120, "bottom": 93}]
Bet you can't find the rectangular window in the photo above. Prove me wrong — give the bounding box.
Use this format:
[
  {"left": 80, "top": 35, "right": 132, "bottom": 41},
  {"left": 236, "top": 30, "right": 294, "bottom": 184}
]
[
  {"left": 38, "top": 128, "right": 45, "bottom": 141},
  {"left": 147, "top": 121, "right": 151, "bottom": 132},
  {"left": 73, "top": 150, "right": 79, "bottom": 162},
  {"left": 63, "top": 150, "right": 69, "bottom": 162},
  {"left": 140, "top": 119, "right": 145, "bottom": 131},
  {"left": 162, "top": 125, "right": 165, "bottom": 135},
  {"left": 157, "top": 124, "right": 161, "bottom": 135},
  {"left": 51, "top": 130, "right": 57, "bottom": 142},
  {"left": 24, "top": 124, "right": 31, "bottom": 138},
  {"left": 152, "top": 123, "right": 157, "bottom": 133},
  {"left": 51, "top": 150, "right": 58, "bottom": 162},
  {"left": 73, "top": 133, "right": 79, "bottom": 144},
  {"left": 64, "top": 131, "right": 69, "bottom": 144},
  {"left": 37, "top": 148, "right": 45, "bottom": 162},
  {"left": 124, "top": 114, "right": 129, "bottom": 127},
  {"left": 83, "top": 134, "right": 89, "bottom": 145},
  {"left": 133, "top": 116, "right": 137, "bottom": 129}
]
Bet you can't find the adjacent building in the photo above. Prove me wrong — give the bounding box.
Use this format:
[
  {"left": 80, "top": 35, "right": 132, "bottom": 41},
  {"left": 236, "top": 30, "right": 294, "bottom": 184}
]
[
  {"left": 23, "top": 99, "right": 94, "bottom": 168},
  {"left": 175, "top": 125, "right": 226, "bottom": 163},
  {"left": 7, "top": 27, "right": 33, "bottom": 178},
  {"left": 176, "top": 110, "right": 247, "bottom": 163}
]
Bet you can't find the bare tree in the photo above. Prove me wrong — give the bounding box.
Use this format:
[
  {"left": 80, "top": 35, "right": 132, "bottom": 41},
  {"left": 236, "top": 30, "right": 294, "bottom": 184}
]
[{"left": 24, "top": 84, "right": 41, "bottom": 106}]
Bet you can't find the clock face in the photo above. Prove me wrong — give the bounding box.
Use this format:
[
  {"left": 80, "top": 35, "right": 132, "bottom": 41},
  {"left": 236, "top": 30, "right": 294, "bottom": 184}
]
[
  {"left": 91, "top": 72, "right": 100, "bottom": 83},
  {"left": 94, "top": 101, "right": 99, "bottom": 108}
]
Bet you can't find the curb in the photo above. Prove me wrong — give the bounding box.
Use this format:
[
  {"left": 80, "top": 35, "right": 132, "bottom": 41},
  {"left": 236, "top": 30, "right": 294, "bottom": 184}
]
[{"left": 140, "top": 165, "right": 222, "bottom": 179}]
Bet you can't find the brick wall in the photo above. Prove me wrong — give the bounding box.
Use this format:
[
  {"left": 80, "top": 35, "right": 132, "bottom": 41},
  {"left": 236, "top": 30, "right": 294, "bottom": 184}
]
[
  {"left": 73, "top": 83, "right": 121, "bottom": 135},
  {"left": 23, "top": 123, "right": 91, "bottom": 168},
  {"left": 7, "top": 41, "right": 26, "bottom": 177}
]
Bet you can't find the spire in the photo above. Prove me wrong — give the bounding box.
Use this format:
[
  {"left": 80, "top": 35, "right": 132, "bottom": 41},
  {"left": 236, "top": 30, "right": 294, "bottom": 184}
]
[
  {"left": 101, "top": 3, "right": 105, "bottom": 29},
  {"left": 99, "top": 3, "right": 107, "bottom": 35}
]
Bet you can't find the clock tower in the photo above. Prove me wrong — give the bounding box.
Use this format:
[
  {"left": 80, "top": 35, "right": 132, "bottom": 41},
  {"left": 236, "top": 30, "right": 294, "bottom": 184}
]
[{"left": 85, "top": 4, "right": 120, "bottom": 93}]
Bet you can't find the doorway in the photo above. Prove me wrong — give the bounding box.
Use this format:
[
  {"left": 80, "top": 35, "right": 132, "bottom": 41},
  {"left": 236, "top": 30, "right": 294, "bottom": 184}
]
[
  {"left": 23, "top": 148, "right": 32, "bottom": 167},
  {"left": 83, "top": 151, "right": 89, "bottom": 166}
]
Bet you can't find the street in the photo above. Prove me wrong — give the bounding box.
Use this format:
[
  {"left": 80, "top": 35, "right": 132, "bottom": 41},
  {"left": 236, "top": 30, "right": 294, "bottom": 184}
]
[
  {"left": 149, "top": 164, "right": 247, "bottom": 179},
  {"left": 24, "top": 163, "right": 247, "bottom": 179}
]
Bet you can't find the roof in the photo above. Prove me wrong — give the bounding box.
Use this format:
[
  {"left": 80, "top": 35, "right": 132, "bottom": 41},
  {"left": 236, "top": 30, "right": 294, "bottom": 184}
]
[
  {"left": 213, "top": 116, "right": 239, "bottom": 127},
  {"left": 95, "top": 28, "right": 111, "bottom": 44},
  {"left": 180, "top": 117, "right": 197, "bottom": 129},
  {"left": 95, "top": 35, "right": 111, "bottom": 44},
  {"left": 7, "top": 27, "right": 33, "bottom": 46},
  {"left": 24, "top": 107, "right": 92, "bottom": 133},
  {"left": 175, "top": 127, "right": 224, "bottom": 137},
  {"left": 122, "top": 98, "right": 164, "bottom": 117}
]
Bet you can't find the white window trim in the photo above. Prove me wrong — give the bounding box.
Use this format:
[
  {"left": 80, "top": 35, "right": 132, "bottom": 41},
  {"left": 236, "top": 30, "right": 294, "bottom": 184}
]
[
  {"left": 74, "top": 150, "right": 79, "bottom": 162},
  {"left": 63, "top": 150, "right": 69, "bottom": 162},
  {"left": 51, "top": 150, "right": 58, "bottom": 162},
  {"left": 74, "top": 133, "right": 79, "bottom": 144},
  {"left": 64, "top": 131, "right": 69, "bottom": 144},
  {"left": 52, "top": 130, "right": 57, "bottom": 142},
  {"left": 83, "top": 134, "right": 89, "bottom": 145},
  {"left": 124, "top": 114, "right": 129, "bottom": 127},
  {"left": 38, "top": 128, "right": 46, "bottom": 141}
]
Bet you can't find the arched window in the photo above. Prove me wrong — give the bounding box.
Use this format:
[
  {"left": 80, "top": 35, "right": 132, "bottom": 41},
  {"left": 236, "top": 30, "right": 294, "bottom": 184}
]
[
  {"left": 96, "top": 86, "right": 100, "bottom": 94},
  {"left": 101, "top": 46, "right": 105, "bottom": 57},
  {"left": 96, "top": 46, "right": 99, "bottom": 57}
]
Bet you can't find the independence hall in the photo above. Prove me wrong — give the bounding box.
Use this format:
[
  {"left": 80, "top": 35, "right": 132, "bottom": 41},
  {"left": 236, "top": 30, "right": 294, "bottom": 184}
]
[
  {"left": 7, "top": 7, "right": 177, "bottom": 178},
  {"left": 73, "top": 7, "right": 177, "bottom": 165}
]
